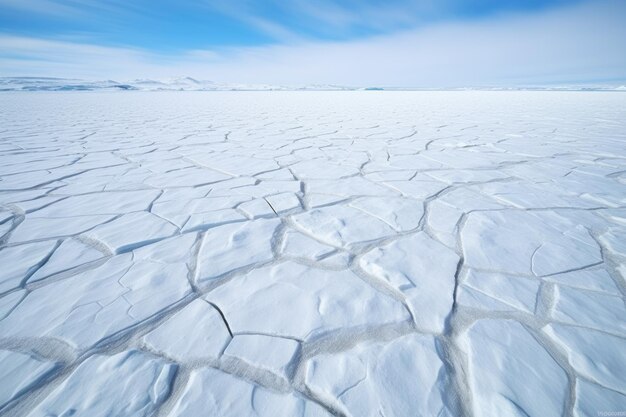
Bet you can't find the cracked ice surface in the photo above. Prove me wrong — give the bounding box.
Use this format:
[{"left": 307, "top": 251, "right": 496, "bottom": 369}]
[{"left": 0, "top": 91, "right": 625, "bottom": 416}]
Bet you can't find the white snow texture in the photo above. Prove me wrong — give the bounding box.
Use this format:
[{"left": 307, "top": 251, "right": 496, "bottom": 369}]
[{"left": 0, "top": 91, "right": 625, "bottom": 416}]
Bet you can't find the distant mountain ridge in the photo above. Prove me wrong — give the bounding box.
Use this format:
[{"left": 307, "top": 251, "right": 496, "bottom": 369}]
[
  {"left": 0, "top": 77, "right": 353, "bottom": 91},
  {"left": 1, "top": 77, "right": 624, "bottom": 92}
]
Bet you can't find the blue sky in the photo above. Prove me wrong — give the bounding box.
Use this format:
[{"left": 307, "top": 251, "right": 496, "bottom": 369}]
[
  {"left": 0, "top": 0, "right": 625, "bottom": 86},
  {"left": 0, "top": 0, "right": 576, "bottom": 50}
]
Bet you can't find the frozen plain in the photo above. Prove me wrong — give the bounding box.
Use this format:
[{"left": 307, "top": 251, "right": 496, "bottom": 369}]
[{"left": 0, "top": 91, "right": 625, "bottom": 416}]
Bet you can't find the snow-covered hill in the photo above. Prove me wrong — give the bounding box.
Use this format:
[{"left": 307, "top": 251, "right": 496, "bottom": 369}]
[
  {"left": 0, "top": 77, "right": 354, "bottom": 91},
  {"left": 2, "top": 77, "right": 625, "bottom": 92}
]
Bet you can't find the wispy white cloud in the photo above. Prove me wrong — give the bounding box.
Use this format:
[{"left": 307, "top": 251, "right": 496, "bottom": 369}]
[
  {"left": 1, "top": 0, "right": 624, "bottom": 86},
  {"left": 196, "top": 0, "right": 306, "bottom": 43},
  {"left": 200, "top": 0, "right": 438, "bottom": 41},
  {"left": 0, "top": 0, "right": 132, "bottom": 18},
  {"left": 0, "top": 35, "right": 163, "bottom": 79},
  {"left": 267, "top": 0, "right": 439, "bottom": 34},
  {"left": 0, "top": 0, "right": 79, "bottom": 16}
]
